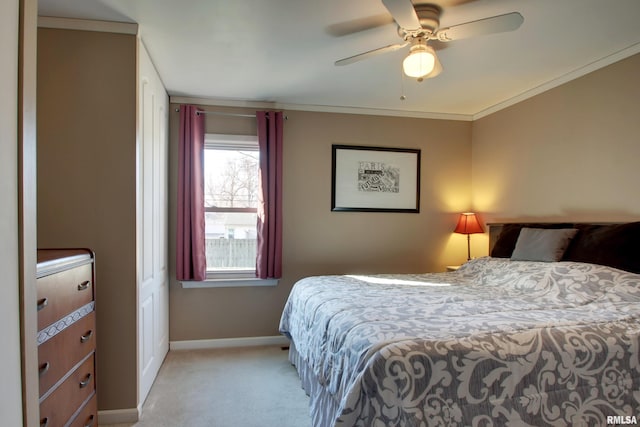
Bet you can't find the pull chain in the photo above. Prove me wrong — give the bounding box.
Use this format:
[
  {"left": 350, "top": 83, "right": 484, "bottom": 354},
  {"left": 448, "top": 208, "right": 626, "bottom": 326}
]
[{"left": 399, "top": 65, "right": 407, "bottom": 101}]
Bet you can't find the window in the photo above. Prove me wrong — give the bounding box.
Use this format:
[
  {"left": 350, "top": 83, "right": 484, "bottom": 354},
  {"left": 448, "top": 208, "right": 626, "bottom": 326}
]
[{"left": 204, "top": 134, "right": 259, "bottom": 279}]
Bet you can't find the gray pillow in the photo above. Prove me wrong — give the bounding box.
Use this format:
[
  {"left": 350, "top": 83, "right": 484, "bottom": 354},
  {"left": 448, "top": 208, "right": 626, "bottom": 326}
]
[{"left": 511, "top": 228, "right": 578, "bottom": 262}]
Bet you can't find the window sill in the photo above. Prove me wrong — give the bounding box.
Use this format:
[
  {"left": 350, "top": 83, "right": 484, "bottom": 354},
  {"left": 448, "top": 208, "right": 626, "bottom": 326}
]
[{"left": 180, "top": 277, "right": 279, "bottom": 289}]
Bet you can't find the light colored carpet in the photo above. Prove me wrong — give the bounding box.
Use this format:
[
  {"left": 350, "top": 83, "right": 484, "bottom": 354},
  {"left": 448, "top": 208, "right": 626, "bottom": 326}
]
[{"left": 103, "top": 345, "right": 311, "bottom": 427}]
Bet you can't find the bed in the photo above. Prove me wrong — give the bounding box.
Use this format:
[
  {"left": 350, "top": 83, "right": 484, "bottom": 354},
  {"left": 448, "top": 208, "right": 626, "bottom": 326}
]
[{"left": 279, "top": 222, "right": 640, "bottom": 426}]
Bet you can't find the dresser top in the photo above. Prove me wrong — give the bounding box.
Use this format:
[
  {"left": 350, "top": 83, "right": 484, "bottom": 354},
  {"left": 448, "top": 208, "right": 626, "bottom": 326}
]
[{"left": 37, "top": 249, "right": 94, "bottom": 278}]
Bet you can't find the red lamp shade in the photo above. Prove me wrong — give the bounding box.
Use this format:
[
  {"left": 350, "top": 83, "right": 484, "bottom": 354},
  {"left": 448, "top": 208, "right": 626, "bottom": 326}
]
[
  {"left": 453, "top": 212, "right": 484, "bottom": 261},
  {"left": 453, "top": 212, "right": 484, "bottom": 235}
]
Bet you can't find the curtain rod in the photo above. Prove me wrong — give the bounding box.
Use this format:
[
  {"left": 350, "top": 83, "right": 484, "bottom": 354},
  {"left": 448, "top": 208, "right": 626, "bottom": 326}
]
[
  {"left": 174, "top": 108, "right": 287, "bottom": 120},
  {"left": 198, "top": 111, "right": 256, "bottom": 118},
  {"left": 173, "top": 108, "right": 254, "bottom": 118}
]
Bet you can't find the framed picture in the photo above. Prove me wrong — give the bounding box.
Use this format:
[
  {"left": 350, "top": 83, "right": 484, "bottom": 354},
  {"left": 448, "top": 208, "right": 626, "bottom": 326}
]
[{"left": 331, "top": 144, "right": 421, "bottom": 213}]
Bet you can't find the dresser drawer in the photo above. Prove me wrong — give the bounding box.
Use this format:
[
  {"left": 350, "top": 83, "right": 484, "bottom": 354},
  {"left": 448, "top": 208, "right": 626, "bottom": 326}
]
[
  {"left": 38, "top": 311, "right": 96, "bottom": 396},
  {"left": 40, "top": 353, "right": 96, "bottom": 427},
  {"left": 67, "top": 393, "right": 98, "bottom": 427},
  {"left": 37, "top": 263, "right": 94, "bottom": 330}
]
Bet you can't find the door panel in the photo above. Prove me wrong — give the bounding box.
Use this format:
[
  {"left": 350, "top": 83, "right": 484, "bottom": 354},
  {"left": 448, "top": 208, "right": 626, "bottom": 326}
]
[{"left": 138, "top": 40, "right": 169, "bottom": 407}]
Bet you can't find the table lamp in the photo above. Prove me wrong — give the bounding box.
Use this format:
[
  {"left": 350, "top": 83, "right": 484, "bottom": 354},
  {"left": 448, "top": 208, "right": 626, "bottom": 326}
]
[{"left": 454, "top": 212, "right": 484, "bottom": 261}]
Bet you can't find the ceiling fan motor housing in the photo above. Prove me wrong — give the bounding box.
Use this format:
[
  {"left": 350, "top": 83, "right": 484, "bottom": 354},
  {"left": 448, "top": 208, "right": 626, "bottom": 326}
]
[
  {"left": 415, "top": 4, "right": 441, "bottom": 32},
  {"left": 397, "top": 3, "right": 441, "bottom": 39}
]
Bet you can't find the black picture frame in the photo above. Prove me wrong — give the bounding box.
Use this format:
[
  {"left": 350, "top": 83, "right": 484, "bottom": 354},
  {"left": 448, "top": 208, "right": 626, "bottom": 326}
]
[{"left": 331, "top": 144, "right": 421, "bottom": 213}]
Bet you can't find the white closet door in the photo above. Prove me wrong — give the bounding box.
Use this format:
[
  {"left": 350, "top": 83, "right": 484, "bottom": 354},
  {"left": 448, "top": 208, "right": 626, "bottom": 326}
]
[{"left": 138, "top": 40, "right": 169, "bottom": 407}]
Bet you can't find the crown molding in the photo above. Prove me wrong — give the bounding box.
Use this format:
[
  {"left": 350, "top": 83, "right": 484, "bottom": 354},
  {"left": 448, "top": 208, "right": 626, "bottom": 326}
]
[
  {"left": 38, "top": 16, "right": 138, "bottom": 35},
  {"left": 276, "top": 102, "right": 473, "bottom": 121},
  {"left": 169, "top": 96, "right": 276, "bottom": 110},
  {"left": 169, "top": 96, "right": 474, "bottom": 121}
]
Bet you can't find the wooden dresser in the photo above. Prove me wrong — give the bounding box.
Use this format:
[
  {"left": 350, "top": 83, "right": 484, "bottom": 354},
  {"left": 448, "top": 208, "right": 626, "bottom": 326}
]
[{"left": 37, "top": 249, "right": 98, "bottom": 427}]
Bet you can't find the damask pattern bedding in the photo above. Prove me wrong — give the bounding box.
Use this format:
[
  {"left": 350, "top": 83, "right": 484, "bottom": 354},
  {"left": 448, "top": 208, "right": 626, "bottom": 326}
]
[{"left": 279, "top": 257, "right": 640, "bottom": 427}]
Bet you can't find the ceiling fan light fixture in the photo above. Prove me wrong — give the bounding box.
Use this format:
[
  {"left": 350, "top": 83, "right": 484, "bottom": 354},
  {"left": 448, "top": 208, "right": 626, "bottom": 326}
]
[{"left": 402, "top": 43, "right": 436, "bottom": 78}]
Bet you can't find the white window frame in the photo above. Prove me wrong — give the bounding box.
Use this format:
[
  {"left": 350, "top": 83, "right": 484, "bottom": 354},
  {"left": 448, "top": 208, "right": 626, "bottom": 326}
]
[{"left": 182, "top": 133, "right": 277, "bottom": 288}]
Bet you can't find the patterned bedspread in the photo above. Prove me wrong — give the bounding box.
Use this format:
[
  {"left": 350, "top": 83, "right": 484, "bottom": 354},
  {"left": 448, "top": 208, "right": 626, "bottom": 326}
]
[{"left": 279, "top": 257, "right": 640, "bottom": 427}]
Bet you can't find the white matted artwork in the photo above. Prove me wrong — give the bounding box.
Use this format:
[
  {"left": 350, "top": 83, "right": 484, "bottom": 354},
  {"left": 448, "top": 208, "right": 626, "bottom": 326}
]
[{"left": 331, "top": 144, "right": 420, "bottom": 213}]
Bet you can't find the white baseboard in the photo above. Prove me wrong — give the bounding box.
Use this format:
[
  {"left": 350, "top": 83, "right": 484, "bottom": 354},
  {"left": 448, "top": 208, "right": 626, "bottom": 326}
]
[
  {"left": 98, "top": 407, "right": 140, "bottom": 424},
  {"left": 170, "top": 335, "right": 289, "bottom": 351}
]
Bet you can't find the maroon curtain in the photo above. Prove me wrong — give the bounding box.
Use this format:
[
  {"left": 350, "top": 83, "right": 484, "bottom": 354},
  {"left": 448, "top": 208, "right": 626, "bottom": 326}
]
[
  {"left": 256, "top": 111, "right": 283, "bottom": 279},
  {"left": 176, "top": 105, "right": 206, "bottom": 281}
]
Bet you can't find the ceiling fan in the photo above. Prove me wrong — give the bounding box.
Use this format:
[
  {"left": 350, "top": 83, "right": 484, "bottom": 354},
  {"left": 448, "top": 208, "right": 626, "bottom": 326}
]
[{"left": 335, "top": 0, "right": 524, "bottom": 80}]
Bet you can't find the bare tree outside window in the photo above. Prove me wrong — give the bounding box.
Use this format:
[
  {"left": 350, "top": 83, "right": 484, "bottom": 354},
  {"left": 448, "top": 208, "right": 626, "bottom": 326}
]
[{"left": 206, "top": 151, "right": 258, "bottom": 208}]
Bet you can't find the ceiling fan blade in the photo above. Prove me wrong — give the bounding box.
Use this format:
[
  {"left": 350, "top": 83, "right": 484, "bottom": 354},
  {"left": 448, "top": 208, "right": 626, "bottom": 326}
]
[
  {"left": 381, "top": 0, "right": 421, "bottom": 31},
  {"left": 435, "top": 12, "right": 523, "bottom": 42},
  {"left": 335, "top": 42, "right": 408, "bottom": 66},
  {"left": 326, "top": 14, "right": 395, "bottom": 37}
]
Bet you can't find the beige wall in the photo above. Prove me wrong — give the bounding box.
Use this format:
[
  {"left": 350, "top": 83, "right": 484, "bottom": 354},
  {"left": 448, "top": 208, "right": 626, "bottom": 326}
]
[
  {"left": 169, "top": 106, "right": 472, "bottom": 340},
  {"left": 37, "top": 28, "right": 138, "bottom": 411},
  {"left": 471, "top": 53, "right": 640, "bottom": 247}
]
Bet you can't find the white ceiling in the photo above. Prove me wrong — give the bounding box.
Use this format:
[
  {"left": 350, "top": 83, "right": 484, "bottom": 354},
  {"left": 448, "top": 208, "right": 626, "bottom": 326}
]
[{"left": 38, "top": 0, "right": 640, "bottom": 119}]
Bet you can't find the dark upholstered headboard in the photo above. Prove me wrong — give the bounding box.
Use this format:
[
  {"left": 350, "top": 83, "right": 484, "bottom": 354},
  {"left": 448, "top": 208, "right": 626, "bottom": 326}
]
[
  {"left": 487, "top": 222, "right": 640, "bottom": 273},
  {"left": 488, "top": 222, "right": 576, "bottom": 253}
]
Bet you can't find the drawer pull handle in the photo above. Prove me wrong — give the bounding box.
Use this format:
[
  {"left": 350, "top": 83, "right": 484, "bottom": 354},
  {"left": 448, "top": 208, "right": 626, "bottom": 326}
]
[
  {"left": 80, "top": 330, "right": 94, "bottom": 343},
  {"left": 40, "top": 417, "right": 49, "bottom": 427},
  {"left": 79, "top": 373, "right": 92, "bottom": 388},
  {"left": 37, "top": 298, "right": 48, "bottom": 311},
  {"left": 84, "top": 415, "right": 95, "bottom": 427},
  {"left": 77, "top": 280, "right": 90, "bottom": 291},
  {"left": 39, "top": 362, "right": 50, "bottom": 376}
]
